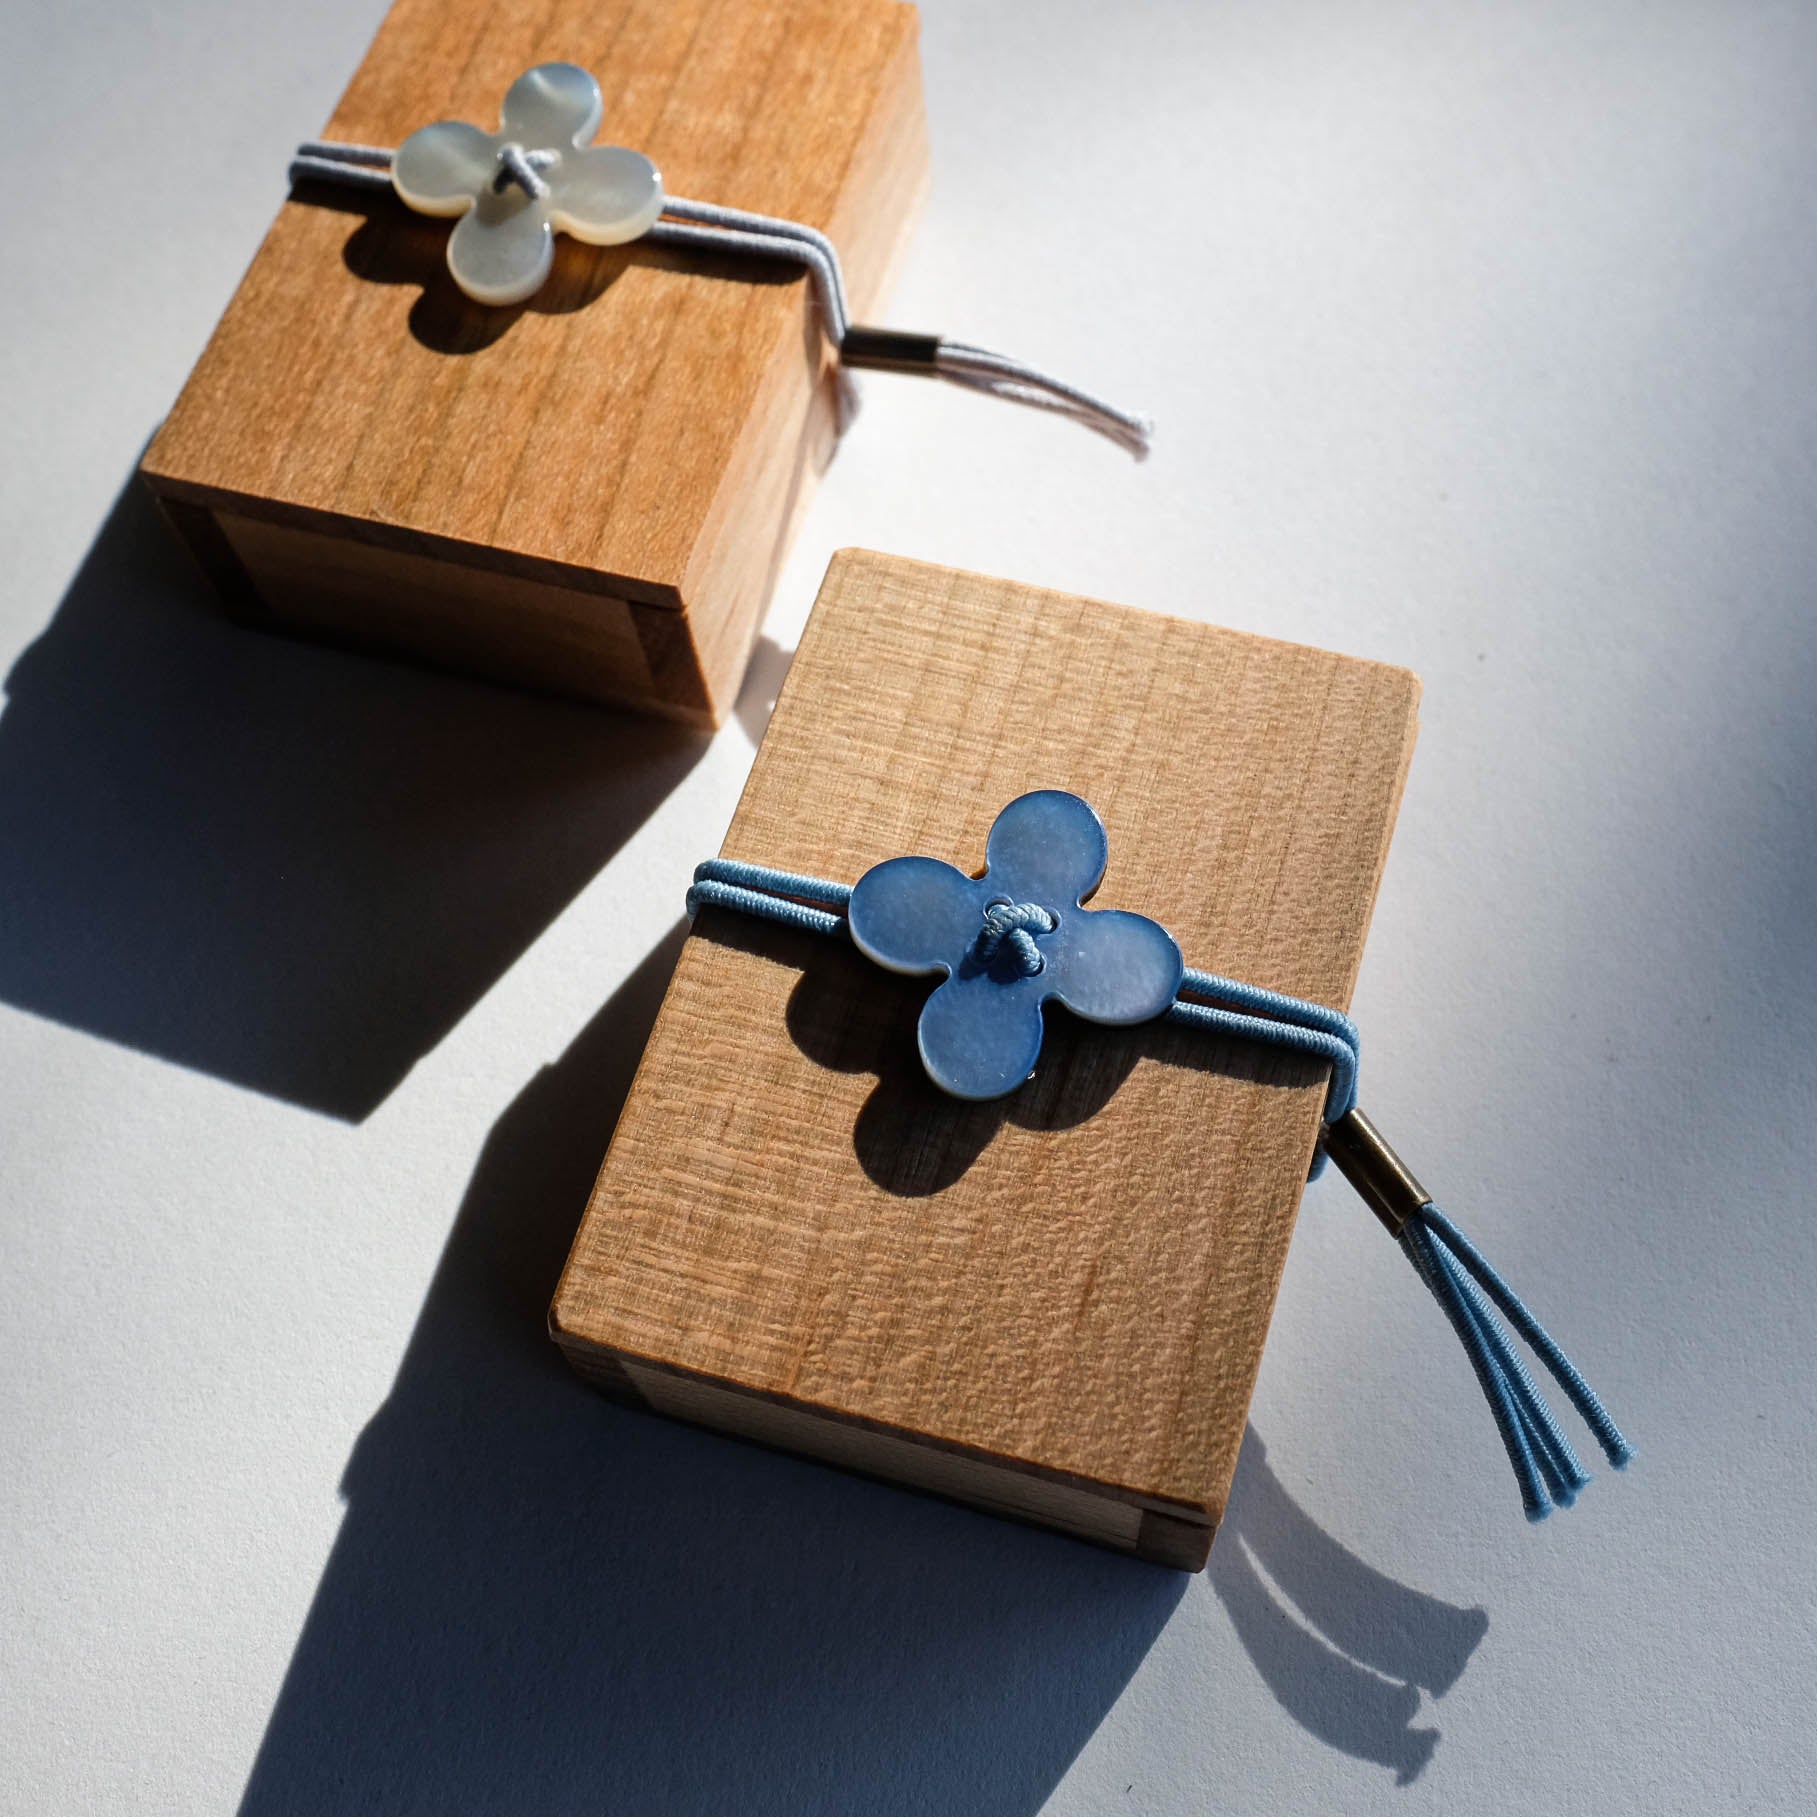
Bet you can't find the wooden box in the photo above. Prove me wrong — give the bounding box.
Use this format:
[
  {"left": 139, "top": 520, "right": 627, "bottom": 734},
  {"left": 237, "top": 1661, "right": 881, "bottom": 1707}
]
[
  {"left": 552, "top": 551, "right": 1422, "bottom": 1566},
  {"left": 140, "top": 0, "right": 926, "bottom": 726}
]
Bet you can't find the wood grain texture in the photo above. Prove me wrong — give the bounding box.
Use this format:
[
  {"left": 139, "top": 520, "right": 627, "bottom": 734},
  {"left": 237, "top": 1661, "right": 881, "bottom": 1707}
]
[
  {"left": 140, "top": 0, "right": 926, "bottom": 722},
  {"left": 552, "top": 551, "right": 1422, "bottom": 1565}
]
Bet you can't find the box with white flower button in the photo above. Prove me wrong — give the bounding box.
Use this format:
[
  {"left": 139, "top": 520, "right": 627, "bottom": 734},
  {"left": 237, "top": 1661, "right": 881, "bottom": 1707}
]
[
  {"left": 550, "top": 549, "right": 1422, "bottom": 1568},
  {"left": 139, "top": 0, "right": 926, "bottom": 724}
]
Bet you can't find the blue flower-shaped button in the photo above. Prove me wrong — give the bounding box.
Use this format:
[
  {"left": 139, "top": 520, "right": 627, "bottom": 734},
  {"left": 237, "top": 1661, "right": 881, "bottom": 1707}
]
[{"left": 848, "top": 791, "right": 1185, "bottom": 1101}]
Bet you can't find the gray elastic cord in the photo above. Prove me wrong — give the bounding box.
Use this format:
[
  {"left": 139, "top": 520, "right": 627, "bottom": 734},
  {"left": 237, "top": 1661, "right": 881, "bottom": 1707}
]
[
  {"left": 657, "top": 195, "right": 852, "bottom": 338},
  {"left": 292, "top": 141, "right": 393, "bottom": 190},
  {"left": 643, "top": 220, "right": 847, "bottom": 341},
  {"left": 643, "top": 214, "right": 864, "bottom": 432},
  {"left": 289, "top": 139, "right": 1152, "bottom": 458},
  {"left": 935, "top": 343, "right": 1153, "bottom": 461}
]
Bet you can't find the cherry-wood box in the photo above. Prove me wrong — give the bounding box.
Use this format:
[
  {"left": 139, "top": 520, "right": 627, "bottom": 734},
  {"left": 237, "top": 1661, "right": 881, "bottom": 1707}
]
[
  {"left": 552, "top": 550, "right": 1422, "bottom": 1567},
  {"left": 140, "top": 0, "right": 926, "bottom": 726}
]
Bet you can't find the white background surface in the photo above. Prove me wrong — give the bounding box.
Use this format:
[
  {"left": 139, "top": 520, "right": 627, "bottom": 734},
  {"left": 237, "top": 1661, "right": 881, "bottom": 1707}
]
[{"left": 3, "top": 1, "right": 1814, "bottom": 1810}]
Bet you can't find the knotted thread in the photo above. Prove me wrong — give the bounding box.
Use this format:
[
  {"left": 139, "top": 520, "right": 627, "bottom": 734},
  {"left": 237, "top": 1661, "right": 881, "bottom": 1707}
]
[
  {"left": 493, "top": 142, "right": 554, "bottom": 198},
  {"left": 975, "top": 900, "right": 1055, "bottom": 974},
  {"left": 684, "top": 852, "right": 1632, "bottom": 1523}
]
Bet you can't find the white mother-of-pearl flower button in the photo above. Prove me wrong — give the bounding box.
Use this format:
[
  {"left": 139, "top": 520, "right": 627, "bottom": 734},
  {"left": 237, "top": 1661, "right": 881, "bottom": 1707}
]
[{"left": 392, "top": 63, "right": 664, "bottom": 306}]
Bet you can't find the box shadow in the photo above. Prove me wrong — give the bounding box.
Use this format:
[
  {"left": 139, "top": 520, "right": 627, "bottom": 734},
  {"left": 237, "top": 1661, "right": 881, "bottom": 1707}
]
[
  {"left": 236, "top": 931, "right": 1185, "bottom": 1817},
  {"left": 0, "top": 478, "right": 706, "bottom": 1119}
]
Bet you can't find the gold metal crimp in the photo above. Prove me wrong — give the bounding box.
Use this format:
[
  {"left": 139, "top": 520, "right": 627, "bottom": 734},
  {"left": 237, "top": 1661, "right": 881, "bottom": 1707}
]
[{"left": 1321, "top": 1108, "right": 1432, "bottom": 1239}]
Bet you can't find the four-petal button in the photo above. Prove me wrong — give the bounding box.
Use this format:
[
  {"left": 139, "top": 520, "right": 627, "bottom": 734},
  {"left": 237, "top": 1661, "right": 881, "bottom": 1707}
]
[
  {"left": 848, "top": 791, "right": 1185, "bottom": 1100},
  {"left": 392, "top": 63, "right": 664, "bottom": 305}
]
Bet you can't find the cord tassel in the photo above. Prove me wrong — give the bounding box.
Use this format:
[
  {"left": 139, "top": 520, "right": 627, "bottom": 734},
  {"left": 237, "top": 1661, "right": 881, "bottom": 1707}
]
[
  {"left": 1324, "top": 1109, "right": 1631, "bottom": 1520},
  {"left": 1418, "top": 1200, "right": 1634, "bottom": 1471}
]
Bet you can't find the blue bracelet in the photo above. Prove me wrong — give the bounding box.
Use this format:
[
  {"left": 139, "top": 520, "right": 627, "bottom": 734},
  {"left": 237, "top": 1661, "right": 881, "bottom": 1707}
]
[{"left": 686, "top": 790, "right": 1631, "bottom": 1522}]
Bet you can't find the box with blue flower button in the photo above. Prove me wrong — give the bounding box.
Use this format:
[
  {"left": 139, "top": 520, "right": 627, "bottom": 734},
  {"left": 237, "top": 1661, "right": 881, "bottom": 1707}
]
[
  {"left": 551, "top": 549, "right": 1422, "bottom": 1567},
  {"left": 139, "top": 0, "right": 927, "bottom": 724}
]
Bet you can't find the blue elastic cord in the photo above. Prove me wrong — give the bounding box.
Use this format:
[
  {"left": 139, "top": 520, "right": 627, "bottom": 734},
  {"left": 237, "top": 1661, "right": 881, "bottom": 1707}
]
[
  {"left": 685, "top": 854, "right": 1631, "bottom": 1521},
  {"left": 687, "top": 859, "right": 852, "bottom": 937},
  {"left": 1399, "top": 1205, "right": 1631, "bottom": 1519},
  {"left": 1401, "top": 1219, "right": 1551, "bottom": 1518},
  {"left": 690, "top": 858, "right": 1359, "bottom": 1122},
  {"left": 1415, "top": 1203, "right": 1635, "bottom": 1473},
  {"left": 1171, "top": 975, "right": 1359, "bottom": 1120}
]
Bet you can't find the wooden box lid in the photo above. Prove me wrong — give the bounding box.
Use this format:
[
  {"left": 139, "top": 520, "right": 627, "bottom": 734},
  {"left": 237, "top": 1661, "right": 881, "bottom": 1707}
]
[
  {"left": 552, "top": 551, "right": 1422, "bottom": 1566},
  {"left": 140, "top": 0, "right": 924, "bottom": 720}
]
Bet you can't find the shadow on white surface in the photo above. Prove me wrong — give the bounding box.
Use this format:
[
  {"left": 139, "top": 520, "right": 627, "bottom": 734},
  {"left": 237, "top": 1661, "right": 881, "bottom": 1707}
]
[
  {"left": 1212, "top": 1431, "right": 1488, "bottom": 1784},
  {"left": 232, "top": 924, "right": 1492, "bottom": 1813},
  {"left": 0, "top": 479, "right": 705, "bottom": 1119},
  {"left": 234, "top": 929, "right": 1186, "bottom": 1816},
  {"left": 733, "top": 634, "right": 796, "bottom": 748}
]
